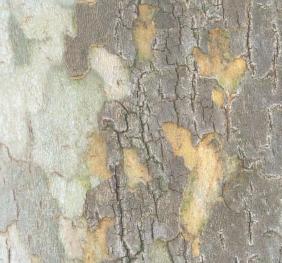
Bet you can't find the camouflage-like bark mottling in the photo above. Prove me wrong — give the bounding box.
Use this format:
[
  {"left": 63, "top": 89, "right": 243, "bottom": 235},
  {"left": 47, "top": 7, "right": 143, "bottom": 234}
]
[{"left": 1, "top": 0, "right": 282, "bottom": 262}]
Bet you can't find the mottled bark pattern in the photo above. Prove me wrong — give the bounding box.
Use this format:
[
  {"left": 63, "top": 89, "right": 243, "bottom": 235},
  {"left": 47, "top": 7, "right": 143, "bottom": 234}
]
[
  {"left": 64, "top": 0, "right": 282, "bottom": 262},
  {"left": 1, "top": 0, "right": 282, "bottom": 262}
]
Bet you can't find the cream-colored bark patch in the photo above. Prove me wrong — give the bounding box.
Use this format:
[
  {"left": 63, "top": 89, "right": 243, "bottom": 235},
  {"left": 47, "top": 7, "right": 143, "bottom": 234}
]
[
  {"left": 193, "top": 28, "right": 247, "bottom": 94},
  {"left": 31, "top": 256, "right": 41, "bottom": 263},
  {"left": 123, "top": 148, "right": 151, "bottom": 190},
  {"left": 133, "top": 4, "right": 157, "bottom": 60},
  {"left": 212, "top": 87, "right": 225, "bottom": 108},
  {"left": 162, "top": 123, "right": 223, "bottom": 257},
  {"left": 83, "top": 218, "right": 113, "bottom": 263},
  {"left": 86, "top": 132, "right": 111, "bottom": 181}
]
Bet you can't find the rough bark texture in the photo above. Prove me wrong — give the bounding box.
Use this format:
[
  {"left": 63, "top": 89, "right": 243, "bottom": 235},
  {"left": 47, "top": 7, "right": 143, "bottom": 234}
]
[{"left": 1, "top": 0, "right": 282, "bottom": 262}]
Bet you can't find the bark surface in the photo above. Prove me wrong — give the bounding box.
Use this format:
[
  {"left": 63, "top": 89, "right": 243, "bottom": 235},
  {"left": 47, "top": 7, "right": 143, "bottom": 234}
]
[{"left": 0, "top": 0, "right": 282, "bottom": 262}]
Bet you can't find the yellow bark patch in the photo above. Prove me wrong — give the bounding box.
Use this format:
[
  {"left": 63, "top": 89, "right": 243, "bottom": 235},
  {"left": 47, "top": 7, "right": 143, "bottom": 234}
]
[
  {"left": 31, "top": 256, "right": 41, "bottom": 263},
  {"left": 193, "top": 28, "right": 247, "bottom": 94},
  {"left": 123, "top": 148, "right": 151, "bottom": 190},
  {"left": 162, "top": 123, "right": 223, "bottom": 257},
  {"left": 83, "top": 218, "right": 113, "bottom": 263},
  {"left": 162, "top": 123, "right": 197, "bottom": 170},
  {"left": 191, "top": 237, "right": 200, "bottom": 257},
  {"left": 212, "top": 87, "right": 225, "bottom": 108},
  {"left": 78, "top": 0, "right": 96, "bottom": 5},
  {"left": 86, "top": 132, "right": 111, "bottom": 181},
  {"left": 133, "top": 4, "right": 157, "bottom": 60}
]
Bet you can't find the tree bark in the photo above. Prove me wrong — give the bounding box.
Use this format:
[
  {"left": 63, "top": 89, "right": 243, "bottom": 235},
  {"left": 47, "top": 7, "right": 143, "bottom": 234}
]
[{"left": 0, "top": 0, "right": 282, "bottom": 262}]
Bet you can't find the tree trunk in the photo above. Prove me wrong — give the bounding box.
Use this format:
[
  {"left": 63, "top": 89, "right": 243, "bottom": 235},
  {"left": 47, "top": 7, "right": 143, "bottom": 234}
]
[{"left": 1, "top": 0, "right": 282, "bottom": 262}]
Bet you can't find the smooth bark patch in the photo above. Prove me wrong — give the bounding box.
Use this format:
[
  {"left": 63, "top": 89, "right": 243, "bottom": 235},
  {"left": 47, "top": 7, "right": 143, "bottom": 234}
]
[
  {"left": 8, "top": 15, "right": 31, "bottom": 66},
  {"left": 193, "top": 28, "right": 247, "bottom": 94},
  {"left": 86, "top": 132, "right": 111, "bottom": 181},
  {"left": 89, "top": 47, "right": 130, "bottom": 100},
  {"left": 162, "top": 123, "right": 223, "bottom": 256},
  {"left": 133, "top": 4, "right": 157, "bottom": 61},
  {"left": 191, "top": 237, "right": 200, "bottom": 258},
  {"left": 78, "top": 0, "right": 96, "bottom": 5},
  {"left": 212, "top": 87, "right": 225, "bottom": 108},
  {"left": 83, "top": 217, "right": 113, "bottom": 263},
  {"left": 123, "top": 148, "right": 151, "bottom": 191},
  {"left": 162, "top": 122, "right": 198, "bottom": 170},
  {"left": 31, "top": 256, "right": 41, "bottom": 263},
  {"left": 59, "top": 217, "right": 86, "bottom": 260},
  {"left": 148, "top": 240, "right": 171, "bottom": 263}
]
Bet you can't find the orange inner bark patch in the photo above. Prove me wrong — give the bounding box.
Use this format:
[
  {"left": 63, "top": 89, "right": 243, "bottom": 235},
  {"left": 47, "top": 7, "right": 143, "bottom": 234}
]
[
  {"left": 123, "top": 148, "right": 151, "bottom": 190},
  {"left": 193, "top": 28, "right": 247, "bottom": 94},
  {"left": 212, "top": 87, "right": 225, "bottom": 108},
  {"left": 86, "top": 132, "right": 111, "bottom": 181},
  {"left": 162, "top": 123, "right": 223, "bottom": 257},
  {"left": 84, "top": 218, "right": 113, "bottom": 263},
  {"left": 133, "top": 4, "right": 157, "bottom": 60}
]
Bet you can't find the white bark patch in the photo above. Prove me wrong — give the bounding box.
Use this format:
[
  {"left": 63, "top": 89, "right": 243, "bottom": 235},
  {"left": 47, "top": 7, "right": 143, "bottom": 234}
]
[
  {"left": 90, "top": 47, "right": 131, "bottom": 100},
  {"left": 59, "top": 217, "right": 87, "bottom": 261},
  {"left": 0, "top": 225, "right": 32, "bottom": 263},
  {"left": 0, "top": 191, "right": 17, "bottom": 232},
  {"left": 49, "top": 174, "right": 87, "bottom": 218}
]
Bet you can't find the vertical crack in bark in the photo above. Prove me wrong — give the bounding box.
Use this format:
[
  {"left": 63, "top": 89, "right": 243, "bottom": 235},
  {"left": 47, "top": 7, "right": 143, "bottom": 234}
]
[
  {"left": 246, "top": 0, "right": 255, "bottom": 75},
  {"left": 247, "top": 210, "right": 254, "bottom": 246},
  {"left": 191, "top": 61, "right": 198, "bottom": 113},
  {"left": 221, "top": 0, "right": 225, "bottom": 21},
  {"left": 218, "top": 230, "right": 225, "bottom": 250},
  {"left": 271, "top": 24, "right": 280, "bottom": 91},
  {"left": 112, "top": 165, "right": 131, "bottom": 261}
]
